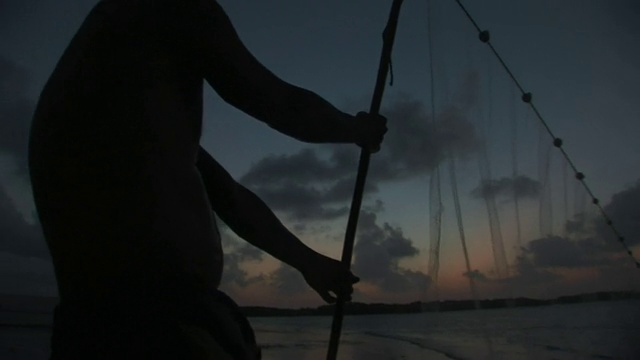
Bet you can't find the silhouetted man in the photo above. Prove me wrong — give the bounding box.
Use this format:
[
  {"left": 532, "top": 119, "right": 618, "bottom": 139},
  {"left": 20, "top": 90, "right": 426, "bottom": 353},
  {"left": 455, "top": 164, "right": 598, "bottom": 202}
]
[{"left": 29, "top": 0, "right": 386, "bottom": 359}]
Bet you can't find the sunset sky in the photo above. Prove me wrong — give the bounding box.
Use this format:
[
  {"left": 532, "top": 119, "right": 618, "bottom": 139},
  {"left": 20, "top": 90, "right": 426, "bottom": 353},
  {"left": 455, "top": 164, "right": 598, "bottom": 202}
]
[{"left": 1, "top": 0, "right": 639, "bottom": 308}]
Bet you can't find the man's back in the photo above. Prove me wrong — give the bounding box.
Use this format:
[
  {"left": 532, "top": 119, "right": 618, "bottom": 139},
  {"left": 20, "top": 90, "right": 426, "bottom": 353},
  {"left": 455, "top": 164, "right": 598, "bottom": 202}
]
[{"left": 29, "top": 0, "right": 223, "bottom": 305}]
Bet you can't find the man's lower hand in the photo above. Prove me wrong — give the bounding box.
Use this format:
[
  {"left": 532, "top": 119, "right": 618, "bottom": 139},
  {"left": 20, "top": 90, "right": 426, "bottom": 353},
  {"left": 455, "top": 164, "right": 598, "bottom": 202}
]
[{"left": 301, "top": 254, "right": 359, "bottom": 303}]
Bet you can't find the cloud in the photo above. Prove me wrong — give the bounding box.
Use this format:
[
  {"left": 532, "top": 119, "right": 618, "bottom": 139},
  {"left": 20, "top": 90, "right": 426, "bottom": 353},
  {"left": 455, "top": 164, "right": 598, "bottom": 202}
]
[
  {"left": 352, "top": 211, "right": 430, "bottom": 293},
  {"left": 362, "top": 199, "right": 385, "bottom": 214},
  {"left": 463, "top": 269, "right": 489, "bottom": 282},
  {"left": 564, "top": 212, "right": 594, "bottom": 236},
  {"left": 241, "top": 148, "right": 341, "bottom": 186},
  {"left": 489, "top": 181, "right": 640, "bottom": 298},
  {"left": 505, "top": 255, "right": 563, "bottom": 287},
  {"left": 0, "top": 251, "right": 57, "bottom": 296},
  {"left": 471, "top": 175, "right": 541, "bottom": 200},
  {"left": 523, "top": 235, "right": 592, "bottom": 268},
  {"left": 254, "top": 208, "right": 430, "bottom": 298},
  {"left": 369, "top": 96, "right": 481, "bottom": 182},
  {"left": 0, "top": 58, "right": 53, "bottom": 299},
  {"left": 239, "top": 93, "right": 481, "bottom": 223},
  {"left": 547, "top": 179, "right": 640, "bottom": 264},
  {"left": 559, "top": 180, "right": 640, "bottom": 256},
  {"left": 240, "top": 148, "right": 358, "bottom": 221},
  {"left": 243, "top": 178, "right": 351, "bottom": 221},
  {"left": 268, "top": 263, "right": 309, "bottom": 296},
  {"left": 218, "top": 229, "right": 265, "bottom": 288},
  {"left": 502, "top": 236, "right": 639, "bottom": 299},
  {"left": 0, "top": 56, "right": 52, "bottom": 266},
  {"left": 520, "top": 230, "right": 626, "bottom": 271},
  {"left": 221, "top": 252, "right": 265, "bottom": 288},
  {"left": 0, "top": 186, "right": 48, "bottom": 259},
  {"left": 597, "top": 180, "right": 640, "bottom": 247},
  {"left": 0, "top": 57, "right": 33, "bottom": 177}
]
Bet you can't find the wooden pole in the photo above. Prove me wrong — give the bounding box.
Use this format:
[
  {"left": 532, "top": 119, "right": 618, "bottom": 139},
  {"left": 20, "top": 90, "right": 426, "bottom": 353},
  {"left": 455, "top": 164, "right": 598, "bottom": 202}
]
[{"left": 326, "top": 1, "right": 404, "bottom": 359}]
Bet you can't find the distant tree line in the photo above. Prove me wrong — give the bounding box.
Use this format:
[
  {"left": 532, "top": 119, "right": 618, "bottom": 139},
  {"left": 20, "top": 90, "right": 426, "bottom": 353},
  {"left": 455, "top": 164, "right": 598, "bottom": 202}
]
[{"left": 240, "top": 291, "right": 640, "bottom": 317}]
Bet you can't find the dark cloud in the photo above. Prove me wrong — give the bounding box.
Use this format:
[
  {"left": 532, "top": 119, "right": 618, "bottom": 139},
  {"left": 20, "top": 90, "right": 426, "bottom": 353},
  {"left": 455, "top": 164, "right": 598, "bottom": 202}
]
[
  {"left": 523, "top": 235, "right": 591, "bottom": 268},
  {"left": 239, "top": 92, "right": 481, "bottom": 222},
  {"left": 322, "top": 176, "right": 359, "bottom": 202},
  {"left": 233, "top": 243, "right": 264, "bottom": 262},
  {"left": 463, "top": 269, "right": 489, "bottom": 282},
  {"left": 241, "top": 148, "right": 342, "bottom": 186},
  {"left": 505, "top": 255, "right": 562, "bottom": 287},
  {"left": 371, "top": 97, "right": 480, "bottom": 181},
  {"left": 0, "top": 58, "right": 44, "bottom": 259},
  {"left": 495, "top": 181, "right": 640, "bottom": 296},
  {"left": 221, "top": 254, "right": 265, "bottom": 288},
  {"left": 268, "top": 263, "right": 309, "bottom": 296},
  {"left": 352, "top": 211, "right": 430, "bottom": 293},
  {"left": 219, "top": 230, "right": 265, "bottom": 288},
  {"left": 262, "top": 208, "right": 429, "bottom": 297},
  {"left": 564, "top": 212, "right": 594, "bottom": 236},
  {"left": 560, "top": 180, "right": 640, "bottom": 256},
  {"left": 471, "top": 175, "right": 540, "bottom": 200},
  {"left": 245, "top": 179, "right": 350, "bottom": 221},
  {"left": 0, "top": 56, "right": 29, "bottom": 95},
  {"left": 291, "top": 222, "right": 333, "bottom": 236},
  {"left": 0, "top": 186, "right": 48, "bottom": 259},
  {"left": 240, "top": 148, "right": 371, "bottom": 222},
  {"left": 547, "top": 179, "right": 640, "bottom": 268},
  {"left": 503, "top": 235, "right": 639, "bottom": 299},
  {"left": 0, "top": 57, "right": 33, "bottom": 177},
  {"left": 362, "top": 199, "right": 385, "bottom": 214},
  {"left": 516, "top": 231, "right": 623, "bottom": 272},
  {"left": 0, "top": 58, "right": 54, "bottom": 299},
  {"left": 597, "top": 180, "right": 640, "bottom": 247},
  {"left": 379, "top": 268, "right": 430, "bottom": 294},
  {"left": 0, "top": 252, "right": 57, "bottom": 296}
]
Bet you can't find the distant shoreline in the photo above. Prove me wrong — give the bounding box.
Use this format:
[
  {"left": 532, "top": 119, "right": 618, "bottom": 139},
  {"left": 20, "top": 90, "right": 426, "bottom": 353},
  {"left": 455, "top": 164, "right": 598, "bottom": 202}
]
[
  {"left": 240, "top": 290, "right": 640, "bottom": 317},
  {"left": 1, "top": 290, "right": 638, "bottom": 319}
]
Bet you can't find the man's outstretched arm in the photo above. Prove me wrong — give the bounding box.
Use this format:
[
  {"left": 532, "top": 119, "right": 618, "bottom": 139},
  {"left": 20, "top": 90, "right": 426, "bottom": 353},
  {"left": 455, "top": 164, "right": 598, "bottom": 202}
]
[
  {"left": 186, "top": 0, "right": 386, "bottom": 149},
  {"left": 197, "top": 147, "right": 357, "bottom": 303}
]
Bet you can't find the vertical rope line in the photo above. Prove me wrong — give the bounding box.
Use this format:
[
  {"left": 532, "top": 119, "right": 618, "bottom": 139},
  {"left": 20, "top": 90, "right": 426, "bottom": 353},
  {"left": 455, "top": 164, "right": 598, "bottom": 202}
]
[
  {"left": 510, "top": 86, "right": 522, "bottom": 247},
  {"left": 563, "top": 158, "right": 569, "bottom": 236},
  {"left": 430, "top": 3, "right": 494, "bottom": 355},
  {"left": 478, "top": 53, "right": 509, "bottom": 279},
  {"left": 426, "top": 0, "right": 444, "bottom": 303}
]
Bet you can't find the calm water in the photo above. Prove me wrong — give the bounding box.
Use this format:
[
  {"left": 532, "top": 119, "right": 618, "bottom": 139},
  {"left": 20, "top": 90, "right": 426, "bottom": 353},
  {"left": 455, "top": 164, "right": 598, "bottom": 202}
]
[
  {"left": 2, "top": 300, "right": 639, "bottom": 359},
  {"left": 251, "top": 300, "right": 640, "bottom": 359}
]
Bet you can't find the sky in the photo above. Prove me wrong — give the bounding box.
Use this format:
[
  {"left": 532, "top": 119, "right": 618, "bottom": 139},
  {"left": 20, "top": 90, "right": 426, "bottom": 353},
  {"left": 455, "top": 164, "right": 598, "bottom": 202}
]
[{"left": 1, "top": 0, "right": 640, "bottom": 308}]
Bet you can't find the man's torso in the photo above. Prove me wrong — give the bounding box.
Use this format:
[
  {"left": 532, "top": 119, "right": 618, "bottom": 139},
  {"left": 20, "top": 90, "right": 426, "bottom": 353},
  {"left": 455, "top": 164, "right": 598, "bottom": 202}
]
[{"left": 29, "top": 0, "right": 224, "bottom": 302}]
